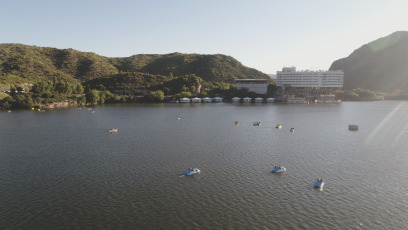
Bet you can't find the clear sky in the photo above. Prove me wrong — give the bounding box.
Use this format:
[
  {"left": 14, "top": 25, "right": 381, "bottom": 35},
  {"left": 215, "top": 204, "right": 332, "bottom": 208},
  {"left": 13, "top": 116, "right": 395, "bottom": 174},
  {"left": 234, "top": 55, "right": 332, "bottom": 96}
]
[{"left": 1, "top": 0, "right": 408, "bottom": 74}]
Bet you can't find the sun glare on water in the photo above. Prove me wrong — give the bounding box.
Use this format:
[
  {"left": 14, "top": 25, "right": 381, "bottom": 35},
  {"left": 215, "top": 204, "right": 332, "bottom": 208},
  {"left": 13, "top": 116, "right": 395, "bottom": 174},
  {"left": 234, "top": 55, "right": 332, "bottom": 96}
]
[{"left": 365, "top": 101, "right": 408, "bottom": 147}]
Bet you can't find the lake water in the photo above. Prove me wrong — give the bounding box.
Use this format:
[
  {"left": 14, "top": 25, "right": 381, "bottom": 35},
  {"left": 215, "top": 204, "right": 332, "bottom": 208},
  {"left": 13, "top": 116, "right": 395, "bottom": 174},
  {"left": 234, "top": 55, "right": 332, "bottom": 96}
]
[{"left": 1, "top": 101, "right": 408, "bottom": 229}]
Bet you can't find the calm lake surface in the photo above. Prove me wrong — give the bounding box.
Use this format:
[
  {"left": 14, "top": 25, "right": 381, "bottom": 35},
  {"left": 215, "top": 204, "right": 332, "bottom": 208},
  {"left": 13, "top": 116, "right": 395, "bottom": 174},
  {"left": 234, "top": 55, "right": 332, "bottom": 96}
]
[{"left": 1, "top": 101, "right": 408, "bottom": 229}]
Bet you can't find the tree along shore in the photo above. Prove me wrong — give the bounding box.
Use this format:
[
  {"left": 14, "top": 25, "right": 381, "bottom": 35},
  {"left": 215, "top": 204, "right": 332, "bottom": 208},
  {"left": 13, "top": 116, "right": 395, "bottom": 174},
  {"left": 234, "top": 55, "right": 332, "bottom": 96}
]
[
  {"left": 1, "top": 78, "right": 398, "bottom": 110},
  {"left": 0, "top": 78, "right": 276, "bottom": 109}
]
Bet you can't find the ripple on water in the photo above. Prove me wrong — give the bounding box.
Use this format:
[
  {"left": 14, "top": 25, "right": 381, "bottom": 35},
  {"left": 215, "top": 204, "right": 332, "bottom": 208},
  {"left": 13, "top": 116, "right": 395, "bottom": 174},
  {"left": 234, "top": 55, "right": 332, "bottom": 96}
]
[{"left": 1, "top": 102, "right": 408, "bottom": 229}]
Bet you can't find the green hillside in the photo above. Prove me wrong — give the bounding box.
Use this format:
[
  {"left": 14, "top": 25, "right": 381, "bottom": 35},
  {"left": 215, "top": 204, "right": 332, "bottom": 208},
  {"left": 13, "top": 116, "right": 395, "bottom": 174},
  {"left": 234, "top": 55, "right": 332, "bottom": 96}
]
[
  {"left": 330, "top": 31, "right": 408, "bottom": 92},
  {"left": 110, "top": 52, "right": 269, "bottom": 82},
  {"left": 0, "top": 44, "right": 270, "bottom": 87},
  {"left": 0, "top": 44, "right": 118, "bottom": 83}
]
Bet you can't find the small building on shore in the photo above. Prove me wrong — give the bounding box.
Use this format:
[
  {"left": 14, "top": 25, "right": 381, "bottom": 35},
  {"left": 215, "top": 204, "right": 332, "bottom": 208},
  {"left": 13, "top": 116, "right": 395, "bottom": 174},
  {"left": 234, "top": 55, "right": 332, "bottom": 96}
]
[
  {"left": 284, "top": 97, "right": 306, "bottom": 104},
  {"left": 232, "top": 97, "right": 241, "bottom": 103},
  {"left": 317, "top": 94, "right": 336, "bottom": 103},
  {"left": 180, "top": 98, "right": 191, "bottom": 103},
  {"left": 243, "top": 97, "right": 252, "bottom": 103},
  {"left": 202, "top": 97, "right": 212, "bottom": 103},
  {"left": 266, "top": 98, "right": 275, "bottom": 103},
  {"left": 212, "top": 97, "right": 223, "bottom": 102},
  {"left": 254, "top": 97, "right": 263, "bottom": 103},
  {"left": 191, "top": 97, "right": 201, "bottom": 103},
  {"left": 235, "top": 79, "right": 268, "bottom": 94}
]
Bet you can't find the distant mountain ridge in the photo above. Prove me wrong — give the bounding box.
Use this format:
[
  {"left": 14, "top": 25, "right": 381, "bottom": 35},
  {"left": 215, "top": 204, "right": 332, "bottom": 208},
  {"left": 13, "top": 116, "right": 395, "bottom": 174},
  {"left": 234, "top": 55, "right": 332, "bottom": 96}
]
[
  {"left": 330, "top": 31, "right": 408, "bottom": 92},
  {"left": 0, "top": 44, "right": 270, "bottom": 84}
]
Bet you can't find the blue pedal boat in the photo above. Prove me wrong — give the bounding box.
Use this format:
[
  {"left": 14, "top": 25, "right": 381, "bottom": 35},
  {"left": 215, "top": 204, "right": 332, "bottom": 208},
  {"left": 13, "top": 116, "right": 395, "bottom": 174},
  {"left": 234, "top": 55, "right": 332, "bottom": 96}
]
[
  {"left": 272, "top": 166, "right": 286, "bottom": 173},
  {"left": 314, "top": 178, "right": 325, "bottom": 188},
  {"left": 184, "top": 167, "right": 201, "bottom": 176}
]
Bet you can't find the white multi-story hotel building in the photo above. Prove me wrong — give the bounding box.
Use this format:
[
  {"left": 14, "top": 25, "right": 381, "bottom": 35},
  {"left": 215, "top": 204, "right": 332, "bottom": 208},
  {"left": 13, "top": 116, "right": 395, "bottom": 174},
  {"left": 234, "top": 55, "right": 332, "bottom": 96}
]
[{"left": 276, "top": 67, "right": 343, "bottom": 88}]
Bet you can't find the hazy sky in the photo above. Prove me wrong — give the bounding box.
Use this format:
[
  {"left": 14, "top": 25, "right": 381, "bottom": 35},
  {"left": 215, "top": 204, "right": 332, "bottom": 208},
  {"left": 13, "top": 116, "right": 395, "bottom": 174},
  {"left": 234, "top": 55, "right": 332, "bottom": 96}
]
[{"left": 1, "top": 0, "right": 407, "bottom": 74}]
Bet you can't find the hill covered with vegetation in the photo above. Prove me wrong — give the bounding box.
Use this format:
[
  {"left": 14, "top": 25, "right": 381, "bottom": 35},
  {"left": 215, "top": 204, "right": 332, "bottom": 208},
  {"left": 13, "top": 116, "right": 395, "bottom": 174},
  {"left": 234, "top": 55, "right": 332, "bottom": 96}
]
[
  {"left": 0, "top": 44, "right": 270, "bottom": 86},
  {"left": 0, "top": 44, "right": 117, "bottom": 84},
  {"left": 330, "top": 31, "right": 408, "bottom": 94},
  {"left": 0, "top": 44, "right": 275, "bottom": 109},
  {"left": 110, "top": 52, "right": 269, "bottom": 82}
]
